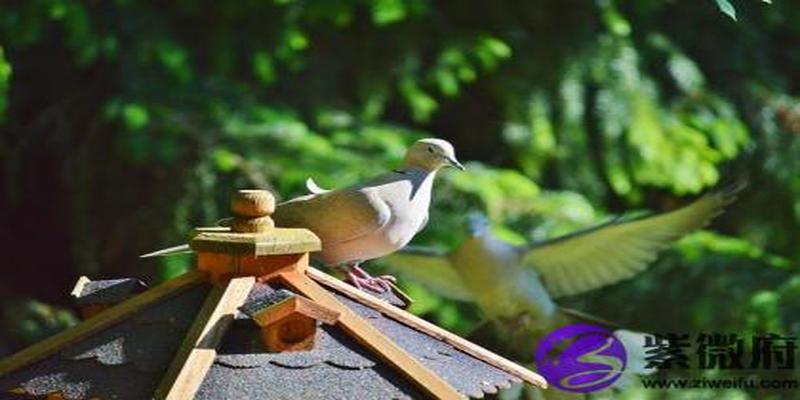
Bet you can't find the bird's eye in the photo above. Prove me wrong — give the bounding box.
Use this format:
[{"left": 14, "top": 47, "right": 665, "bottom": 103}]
[{"left": 427, "top": 146, "right": 435, "bottom": 153}]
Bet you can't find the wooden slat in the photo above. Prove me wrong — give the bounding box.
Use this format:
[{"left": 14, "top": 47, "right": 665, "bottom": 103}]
[
  {"left": 306, "top": 267, "right": 548, "bottom": 389},
  {"left": 0, "top": 270, "right": 206, "bottom": 377},
  {"left": 155, "top": 276, "right": 255, "bottom": 400},
  {"left": 190, "top": 229, "right": 320, "bottom": 256},
  {"left": 279, "top": 270, "right": 464, "bottom": 400}
]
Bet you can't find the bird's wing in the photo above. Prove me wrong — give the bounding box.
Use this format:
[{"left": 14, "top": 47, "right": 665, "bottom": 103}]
[
  {"left": 381, "top": 246, "right": 474, "bottom": 301},
  {"left": 273, "top": 187, "right": 392, "bottom": 245},
  {"left": 522, "top": 184, "right": 744, "bottom": 297}
]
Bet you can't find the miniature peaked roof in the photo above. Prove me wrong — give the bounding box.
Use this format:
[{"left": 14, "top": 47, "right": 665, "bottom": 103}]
[
  {"left": 239, "top": 287, "right": 340, "bottom": 326},
  {"left": 238, "top": 287, "right": 297, "bottom": 316}
]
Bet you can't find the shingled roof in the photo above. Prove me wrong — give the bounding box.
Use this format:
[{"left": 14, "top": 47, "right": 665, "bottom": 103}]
[
  {"left": 1, "top": 274, "right": 211, "bottom": 399},
  {"left": 196, "top": 282, "right": 521, "bottom": 399},
  {"left": 0, "top": 189, "right": 546, "bottom": 399},
  {"left": 71, "top": 277, "right": 149, "bottom": 306}
]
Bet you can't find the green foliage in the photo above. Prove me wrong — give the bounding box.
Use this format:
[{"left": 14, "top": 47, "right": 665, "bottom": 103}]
[
  {"left": 2, "top": 300, "right": 78, "bottom": 347},
  {"left": 714, "top": 0, "right": 773, "bottom": 21},
  {"left": 0, "top": 46, "right": 9, "bottom": 122}
]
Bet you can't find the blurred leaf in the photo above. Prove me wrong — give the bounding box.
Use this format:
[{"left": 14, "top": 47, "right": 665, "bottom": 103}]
[
  {"left": 399, "top": 77, "right": 438, "bottom": 122},
  {"left": 122, "top": 103, "right": 149, "bottom": 130},
  {"left": 716, "top": 0, "right": 738, "bottom": 21},
  {"left": 252, "top": 51, "right": 276, "bottom": 85},
  {"left": 212, "top": 148, "right": 241, "bottom": 172},
  {"left": 156, "top": 41, "right": 191, "bottom": 82},
  {"left": 0, "top": 46, "right": 10, "bottom": 122},
  {"left": 160, "top": 254, "right": 192, "bottom": 280},
  {"left": 372, "top": 0, "right": 407, "bottom": 25}
]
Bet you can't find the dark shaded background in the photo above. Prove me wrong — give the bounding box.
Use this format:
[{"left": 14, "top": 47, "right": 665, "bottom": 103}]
[{"left": 1, "top": 0, "right": 799, "bottom": 398}]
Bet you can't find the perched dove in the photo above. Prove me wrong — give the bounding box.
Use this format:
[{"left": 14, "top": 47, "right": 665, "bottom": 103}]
[
  {"left": 381, "top": 184, "right": 743, "bottom": 390},
  {"left": 142, "top": 138, "right": 464, "bottom": 292}
]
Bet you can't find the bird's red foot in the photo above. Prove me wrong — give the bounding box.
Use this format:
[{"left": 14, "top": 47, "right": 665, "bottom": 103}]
[{"left": 346, "top": 265, "right": 396, "bottom": 293}]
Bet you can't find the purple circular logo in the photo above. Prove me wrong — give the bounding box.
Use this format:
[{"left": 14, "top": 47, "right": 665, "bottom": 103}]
[{"left": 535, "top": 324, "right": 627, "bottom": 393}]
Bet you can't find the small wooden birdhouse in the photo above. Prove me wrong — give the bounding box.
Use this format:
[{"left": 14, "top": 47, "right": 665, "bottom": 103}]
[
  {"left": 70, "top": 276, "right": 148, "bottom": 319},
  {"left": 0, "top": 189, "right": 547, "bottom": 400},
  {"left": 239, "top": 289, "right": 339, "bottom": 352}
]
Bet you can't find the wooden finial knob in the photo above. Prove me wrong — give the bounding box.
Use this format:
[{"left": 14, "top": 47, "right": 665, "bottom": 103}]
[
  {"left": 232, "top": 189, "right": 276, "bottom": 217},
  {"left": 231, "top": 189, "right": 275, "bottom": 233}
]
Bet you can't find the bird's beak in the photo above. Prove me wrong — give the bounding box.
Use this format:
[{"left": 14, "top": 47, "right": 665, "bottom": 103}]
[{"left": 447, "top": 157, "right": 465, "bottom": 170}]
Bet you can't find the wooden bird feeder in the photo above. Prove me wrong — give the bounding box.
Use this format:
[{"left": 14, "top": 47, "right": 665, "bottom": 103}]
[{"left": 0, "top": 189, "right": 547, "bottom": 400}]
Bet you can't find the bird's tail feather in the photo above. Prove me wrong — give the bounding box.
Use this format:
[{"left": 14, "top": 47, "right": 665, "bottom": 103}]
[
  {"left": 613, "top": 329, "right": 657, "bottom": 376},
  {"left": 305, "top": 177, "right": 331, "bottom": 194},
  {"left": 139, "top": 244, "right": 192, "bottom": 258},
  {"left": 556, "top": 307, "right": 657, "bottom": 381}
]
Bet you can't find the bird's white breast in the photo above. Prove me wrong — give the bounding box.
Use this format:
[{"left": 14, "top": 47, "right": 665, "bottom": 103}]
[{"left": 318, "top": 170, "right": 434, "bottom": 265}]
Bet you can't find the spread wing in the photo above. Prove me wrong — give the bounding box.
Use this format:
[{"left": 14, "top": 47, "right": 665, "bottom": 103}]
[
  {"left": 381, "top": 246, "right": 474, "bottom": 301},
  {"left": 273, "top": 188, "right": 391, "bottom": 245},
  {"left": 523, "top": 184, "right": 744, "bottom": 297}
]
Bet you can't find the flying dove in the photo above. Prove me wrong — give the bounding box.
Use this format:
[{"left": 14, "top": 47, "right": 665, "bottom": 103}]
[
  {"left": 142, "top": 138, "right": 464, "bottom": 292},
  {"left": 381, "top": 184, "right": 743, "bottom": 386}
]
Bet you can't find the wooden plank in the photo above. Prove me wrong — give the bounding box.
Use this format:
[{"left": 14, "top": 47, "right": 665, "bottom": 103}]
[
  {"left": 190, "top": 228, "right": 320, "bottom": 256},
  {"left": 155, "top": 276, "right": 255, "bottom": 400},
  {"left": 197, "top": 252, "right": 308, "bottom": 283},
  {"left": 306, "top": 267, "right": 548, "bottom": 389},
  {"left": 0, "top": 270, "right": 206, "bottom": 377},
  {"left": 293, "top": 296, "right": 340, "bottom": 324},
  {"left": 279, "top": 270, "right": 464, "bottom": 400}
]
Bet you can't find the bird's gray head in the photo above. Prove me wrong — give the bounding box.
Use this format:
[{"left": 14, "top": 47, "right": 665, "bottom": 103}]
[
  {"left": 403, "top": 138, "right": 465, "bottom": 172},
  {"left": 466, "top": 212, "right": 490, "bottom": 237}
]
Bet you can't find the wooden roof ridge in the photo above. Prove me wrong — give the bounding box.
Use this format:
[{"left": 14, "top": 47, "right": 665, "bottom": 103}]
[
  {"left": 306, "top": 267, "right": 548, "bottom": 389},
  {"left": 0, "top": 269, "right": 206, "bottom": 377},
  {"left": 155, "top": 276, "right": 255, "bottom": 400},
  {"left": 242, "top": 292, "right": 341, "bottom": 326},
  {"left": 277, "top": 269, "right": 465, "bottom": 400}
]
